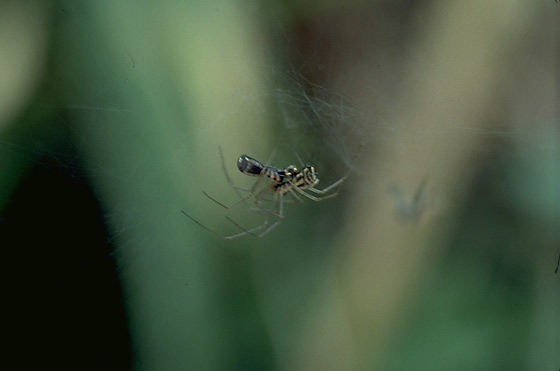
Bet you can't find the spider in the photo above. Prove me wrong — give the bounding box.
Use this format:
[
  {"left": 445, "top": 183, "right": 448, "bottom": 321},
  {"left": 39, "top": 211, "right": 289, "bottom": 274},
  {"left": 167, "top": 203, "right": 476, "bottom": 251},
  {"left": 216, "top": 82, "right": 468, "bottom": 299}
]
[{"left": 182, "top": 146, "right": 359, "bottom": 240}]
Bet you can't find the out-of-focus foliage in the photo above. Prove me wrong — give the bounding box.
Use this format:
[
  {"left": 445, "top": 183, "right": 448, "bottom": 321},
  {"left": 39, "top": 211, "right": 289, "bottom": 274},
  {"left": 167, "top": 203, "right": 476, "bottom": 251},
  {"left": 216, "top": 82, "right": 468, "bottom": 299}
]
[{"left": 1, "top": 0, "right": 558, "bottom": 370}]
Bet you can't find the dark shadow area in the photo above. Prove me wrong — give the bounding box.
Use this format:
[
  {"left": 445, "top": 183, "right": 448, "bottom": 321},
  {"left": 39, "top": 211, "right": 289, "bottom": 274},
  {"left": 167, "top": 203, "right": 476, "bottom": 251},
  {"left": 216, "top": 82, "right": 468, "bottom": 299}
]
[{"left": 1, "top": 134, "right": 133, "bottom": 370}]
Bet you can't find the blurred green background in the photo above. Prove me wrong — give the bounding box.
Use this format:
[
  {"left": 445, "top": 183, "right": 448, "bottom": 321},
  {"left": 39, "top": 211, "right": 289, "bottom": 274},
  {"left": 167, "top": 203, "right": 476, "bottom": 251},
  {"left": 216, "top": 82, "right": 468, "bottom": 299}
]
[{"left": 1, "top": 0, "right": 558, "bottom": 370}]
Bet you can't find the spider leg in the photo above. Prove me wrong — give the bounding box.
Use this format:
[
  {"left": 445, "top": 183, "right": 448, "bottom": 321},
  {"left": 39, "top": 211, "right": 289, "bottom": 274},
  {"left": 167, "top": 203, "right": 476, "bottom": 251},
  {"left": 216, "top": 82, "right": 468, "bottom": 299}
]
[
  {"left": 288, "top": 188, "right": 305, "bottom": 203},
  {"left": 306, "top": 191, "right": 339, "bottom": 201},
  {"left": 221, "top": 193, "right": 284, "bottom": 239},
  {"left": 223, "top": 216, "right": 265, "bottom": 239},
  {"left": 181, "top": 210, "right": 233, "bottom": 240},
  {"left": 182, "top": 209, "right": 270, "bottom": 240},
  {"left": 307, "top": 174, "right": 348, "bottom": 194},
  {"left": 203, "top": 190, "right": 252, "bottom": 210},
  {"left": 257, "top": 193, "right": 285, "bottom": 238},
  {"left": 291, "top": 184, "right": 342, "bottom": 202},
  {"left": 203, "top": 174, "right": 269, "bottom": 210}
]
